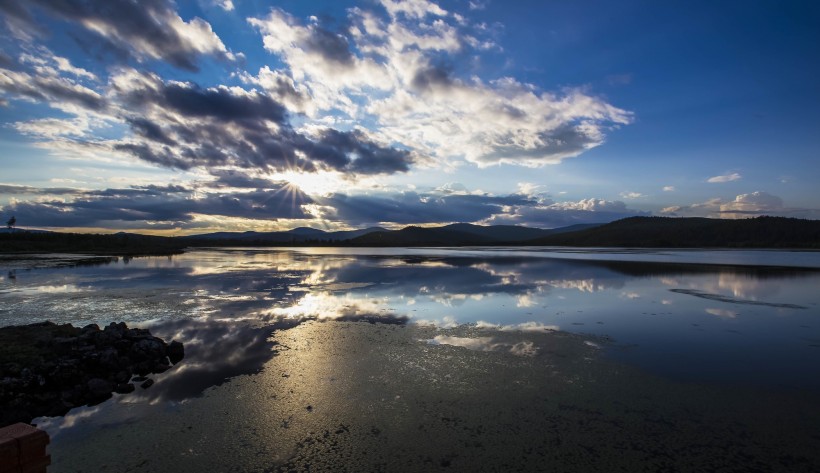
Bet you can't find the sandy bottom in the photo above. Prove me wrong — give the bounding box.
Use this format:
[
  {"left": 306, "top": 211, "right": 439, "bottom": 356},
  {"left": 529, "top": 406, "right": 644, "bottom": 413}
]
[{"left": 44, "top": 321, "right": 820, "bottom": 472}]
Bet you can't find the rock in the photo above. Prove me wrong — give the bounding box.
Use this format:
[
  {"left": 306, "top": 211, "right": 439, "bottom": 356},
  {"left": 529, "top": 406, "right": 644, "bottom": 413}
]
[
  {"left": 130, "top": 338, "right": 167, "bottom": 361},
  {"left": 114, "top": 370, "right": 131, "bottom": 384},
  {"left": 0, "top": 321, "right": 183, "bottom": 426},
  {"left": 103, "top": 322, "right": 126, "bottom": 338},
  {"left": 133, "top": 361, "right": 152, "bottom": 376},
  {"left": 81, "top": 323, "right": 100, "bottom": 334},
  {"left": 87, "top": 378, "right": 112, "bottom": 395},
  {"left": 51, "top": 337, "right": 76, "bottom": 355},
  {"left": 86, "top": 378, "right": 113, "bottom": 404},
  {"left": 114, "top": 383, "right": 135, "bottom": 394},
  {"left": 99, "top": 348, "right": 120, "bottom": 369},
  {"left": 124, "top": 328, "right": 153, "bottom": 340},
  {"left": 167, "top": 340, "right": 185, "bottom": 365}
]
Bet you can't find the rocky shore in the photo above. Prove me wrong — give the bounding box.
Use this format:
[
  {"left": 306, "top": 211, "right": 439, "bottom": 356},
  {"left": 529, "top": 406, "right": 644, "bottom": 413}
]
[{"left": 0, "top": 321, "right": 184, "bottom": 427}]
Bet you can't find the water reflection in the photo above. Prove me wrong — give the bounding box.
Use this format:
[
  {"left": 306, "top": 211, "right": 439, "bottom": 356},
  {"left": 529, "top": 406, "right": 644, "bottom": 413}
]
[
  {"left": 2, "top": 248, "right": 819, "bottom": 395},
  {"left": 425, "top": 335, "right": 539, "bottom": 357},
  {"left": 670, "top": 288, "right": 807, "bottom": 308}
]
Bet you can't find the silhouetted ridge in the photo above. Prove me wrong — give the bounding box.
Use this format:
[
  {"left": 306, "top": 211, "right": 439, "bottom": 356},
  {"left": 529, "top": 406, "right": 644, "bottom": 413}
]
[{"left": 525, "top": 216, "right": 820, "bottom": 248}]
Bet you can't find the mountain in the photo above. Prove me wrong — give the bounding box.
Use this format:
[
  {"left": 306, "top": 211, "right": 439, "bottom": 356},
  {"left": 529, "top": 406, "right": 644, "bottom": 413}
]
[
  {"left": 440, "top": 223, "right": 552, "bottom": 241},
  {"left": 182, "top": 227, "right": 386, "bottom": 243},
  {"left": 349, "top": 226, "right": 496, "bottom": 246},
  {"left": 525, "top": 216, "right": 820, "bottom": 248},
  {"left": 348, "top": 223, "right": 603, "bottom": 246}
]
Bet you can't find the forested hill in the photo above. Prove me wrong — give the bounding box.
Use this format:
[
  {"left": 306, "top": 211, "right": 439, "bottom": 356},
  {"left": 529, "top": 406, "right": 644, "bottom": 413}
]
[
  {"left": 0, "top": 231, "right": 185, "bottom": 255},
  {"left": 525, "top": 216, "right": 820, "bottom": 248}
]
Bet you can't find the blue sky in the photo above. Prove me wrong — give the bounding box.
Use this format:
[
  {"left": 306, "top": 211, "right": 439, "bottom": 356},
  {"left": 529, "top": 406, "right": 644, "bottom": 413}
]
[{"left": 0, "top": 0, "right": 818, "bottom": 234}]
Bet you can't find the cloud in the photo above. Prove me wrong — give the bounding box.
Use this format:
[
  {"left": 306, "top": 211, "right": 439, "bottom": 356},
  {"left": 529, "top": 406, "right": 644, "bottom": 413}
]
[
  {"left": 214, "top": 0, "right": 235, "bottom": 12},
  {"left": 661, "top": 192, "right": 820, "bottom": 219},
  {"left": 707, "top": 172, "right": 741, "bottom": 183},
  {"left": 2, "top": 0, "right": 235, "bottom": 71},
  {"left": 0, "top": 0, "right": 637, "bottom": 233},
  {"left": 719, "top": 191, "right": 783, "bottom": 214},
  {"left": 619, "top": 192, "right": 645, "bottom": 199},
  {"left": 380, "top": 0, "right": 449, "bottom": 19},
  {"left": 317, "top": 191, "right": 534, "bottom": 226},
  {"left": 0, "top": 184, "right": 313, "bottom": 228},
  {"left": 660, "top": 198, "right": 723, "bottom": 217},
  {"left": 0, "top": 184, "right": 81, "bottom": 195},
  {"left": 0, "top": 67, "right": 106, "bottom": 111},
  {"left": 4, "top": 62, "right": 415, "bottom": 177},
  {"left": 663, "top": 186, "right": 675, "bottom": 192},
  {"left": 210, "top": 170, "right": 281, "bottom": 189},
  {"left": 482, "top": 197, "right": 647, "bottom": 228},
  {"left": 247, "top": 1, "right": 631, "bottom": 168}
]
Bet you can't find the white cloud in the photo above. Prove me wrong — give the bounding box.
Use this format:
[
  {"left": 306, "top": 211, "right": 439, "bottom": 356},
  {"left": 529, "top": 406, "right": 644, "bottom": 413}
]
[
  {"left": 380, "top": 0, "right": 448, "bottom": 19},
  {"left": 248, "top": 1, "right": 631, "bottom": 169},
  {"left": 663, "top": 186, "right": 675, "bottom": 192},
  {"left": 619, "top": 191, "right": 645, "bottom": 199},
  {"left": 660, "top": 198, "right": 723, "bottom": 216},
  {"left": 662, "top": 191, "right": 820, "bottom": 219},
  {"left": 482, "top": 197, "right": 645, "bottom": 228},
  {"left": 215, "top": 0, "right": 234, "bottom": 11},
  {"left": 707, "top": 172, "right": 741, "bottom": 183},
  {"left": 720, "top": 191, "right": 783, "bottom": 214},
  {"left": 516, "top": 182, "right": 543, "bottom": 196}
]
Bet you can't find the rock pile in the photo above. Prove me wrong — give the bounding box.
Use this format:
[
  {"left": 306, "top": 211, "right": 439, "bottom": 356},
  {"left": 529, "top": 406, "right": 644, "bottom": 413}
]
[{"left": 0, "top": 321, "right": 184, "bottom": 427}]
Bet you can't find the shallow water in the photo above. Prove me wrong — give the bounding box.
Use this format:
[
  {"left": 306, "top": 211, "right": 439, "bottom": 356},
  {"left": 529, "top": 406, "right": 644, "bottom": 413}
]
[{"left": 1, "top": 247, "right": 819, "bottom": 471}]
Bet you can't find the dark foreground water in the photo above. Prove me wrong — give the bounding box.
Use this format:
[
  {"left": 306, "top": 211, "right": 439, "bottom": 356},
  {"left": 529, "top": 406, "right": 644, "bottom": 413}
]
[{"left": 1, "top": 248, "right": 819, "bottom": 471}]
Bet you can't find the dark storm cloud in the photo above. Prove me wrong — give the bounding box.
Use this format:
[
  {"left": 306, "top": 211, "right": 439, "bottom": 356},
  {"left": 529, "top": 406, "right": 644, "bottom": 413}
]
[
  {"left": 211, "top": 170, "right": 279, "bottom": 189},
  {"left": 0, "top": 69, "right": 106, "bottom": 111},
  {"left": 110, "top": 71, "right": 414, "bottom": 175},
  {"left": 126, "top": 118, "right": 175, "bottom": 146},
  {"left": 320, "top": 192, "right": 535, "bottom": 226},
  {"left": 309, "top": 129, "right": 415, "bottom": 174},
  {"left": 1, "top": 0, "right": 233, "bottom": 71},
  {"left": 302, "top": 23, "right": 355, "bottom": 66},
  {"left": 0, "top": 51, "right": 15, "bottom": 69},
  {"left": 0, "top": 184, "right": 80, "bottom": 195},
  {"left": 410, "top": 63, "right": 455, "bottom": 92},
  {"left": 112, "top": 78, "right": 287, "bottom": 124},
  {"left": 158, "top": 83, "right": 287, "bottom": 122},
  {"left": 482, "top": 125, "right": 601, "bottom": 163},
  {"left": 0, "top": 184, "right": 313, "bottom": 228},
  {"left": 113, "top": 143, "right": 190, "bottom": 169}
]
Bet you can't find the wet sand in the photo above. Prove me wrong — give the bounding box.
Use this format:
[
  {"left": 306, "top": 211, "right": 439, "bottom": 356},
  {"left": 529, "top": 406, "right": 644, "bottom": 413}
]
[{"left": 44, "top": 320, "right": 820, "bottom": 472}]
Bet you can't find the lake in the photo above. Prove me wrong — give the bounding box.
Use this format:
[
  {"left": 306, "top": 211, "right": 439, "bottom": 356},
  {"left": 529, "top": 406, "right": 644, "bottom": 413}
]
[{"left": 1, "top": 247, "right": 819, "bottom": 471}]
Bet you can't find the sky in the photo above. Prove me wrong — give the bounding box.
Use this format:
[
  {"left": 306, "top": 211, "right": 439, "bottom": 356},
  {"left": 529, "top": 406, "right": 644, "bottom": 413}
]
[{"left": 0, "top": 0, "right": 818, "bottom": 235}]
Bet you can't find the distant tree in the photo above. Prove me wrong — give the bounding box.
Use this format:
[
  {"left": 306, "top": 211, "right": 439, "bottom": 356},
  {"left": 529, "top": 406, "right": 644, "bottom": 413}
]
[{"left": 6, "top": 216, "right": 15, "bottom": 230}]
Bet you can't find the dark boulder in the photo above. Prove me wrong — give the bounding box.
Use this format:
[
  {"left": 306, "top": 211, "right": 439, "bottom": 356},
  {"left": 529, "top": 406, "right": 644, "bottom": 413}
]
[
  {"left": 0, "top": 321, "right": 184, "bottom": 427},
  {"left": 167, "top": 340, "right": 185, "bottom": 365}
]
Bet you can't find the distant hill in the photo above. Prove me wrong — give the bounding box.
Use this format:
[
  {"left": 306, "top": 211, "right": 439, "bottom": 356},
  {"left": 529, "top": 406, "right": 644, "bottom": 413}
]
[
  {"left": 4, "top": 218, "right": 814, "bottom": 254},
  {"left": 0, "top": 231, "right": 184, "bottom": 255},
  {"left": 525, "top": 216, "right": 820, "bottom": 248},
  {"left": 439, "top": 223, "right": 598, "bottom": 242},
  {"left": 183, "top": 227, "right": 386, "bottom": 243},
  {"left": 348, "top": 223, "right": 601, "bottom": 246},
  {"left": 349, "top": 226, "right": 495, "bottom": 246}
]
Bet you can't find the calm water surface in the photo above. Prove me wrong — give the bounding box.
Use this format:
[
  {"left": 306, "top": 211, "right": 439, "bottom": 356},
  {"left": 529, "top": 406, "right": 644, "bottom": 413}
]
[{"left": 1, "top": 247, "right": 819, "bottom": 471}]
